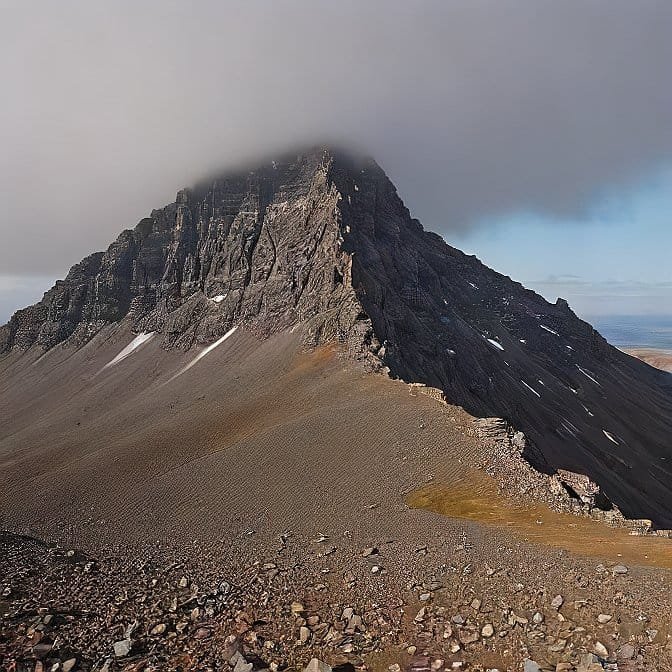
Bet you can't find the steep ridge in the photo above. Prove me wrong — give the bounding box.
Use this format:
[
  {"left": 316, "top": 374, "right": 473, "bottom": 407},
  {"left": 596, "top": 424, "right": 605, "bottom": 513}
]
[{"left": 2, "top": 146, "right": 671, "bottom": 526}]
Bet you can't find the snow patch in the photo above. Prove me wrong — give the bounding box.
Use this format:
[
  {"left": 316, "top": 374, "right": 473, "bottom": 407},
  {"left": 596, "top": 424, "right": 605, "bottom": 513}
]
[
  {"left": 560, "top": 419, "right": 579, "bottom": 438},
  {"left": 581, "top": 403, "right": 594, "bottom": 417},
  {"left": 468, "top": 282, "right": 479, "bottom": 290},
  {"left": 603, "top": 430, "right": 619, "bottom": 445},
  {"left": 446, "top": 348, "right": 456, "bottom": 356},
  {"left": 210, "top": 294, "right": 227, "bottom": 303},
  {"left": 104, "top": 332, "right": 155, "bottom": 369},
  {"left": 169, "top": 327, "right": 238, "bottom": 381},
  {"left": 576, "top": 365, "right": 601, "bottom": 386},
  {"left": 519, "top": 339, "right": 527, "bottom": 344},
  {"left": 486, "top": 338, "right": 505, "bottom": 351},
  {"left": 540, "top": 324, "right": 559, "bottom": 336},
  {"left": 521, "top": 380, "right": 541, "bottom": 397}
]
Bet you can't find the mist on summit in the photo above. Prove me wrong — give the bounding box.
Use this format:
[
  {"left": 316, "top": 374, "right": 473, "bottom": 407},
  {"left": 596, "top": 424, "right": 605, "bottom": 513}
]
[{"left": 1, "top": 1, "right": 670, "bottom": 303}]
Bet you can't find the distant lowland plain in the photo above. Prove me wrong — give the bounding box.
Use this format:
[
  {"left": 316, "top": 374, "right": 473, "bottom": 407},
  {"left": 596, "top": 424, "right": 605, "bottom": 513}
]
[{"left": 591, "top": 314, "right": 672, "bottom": 372}]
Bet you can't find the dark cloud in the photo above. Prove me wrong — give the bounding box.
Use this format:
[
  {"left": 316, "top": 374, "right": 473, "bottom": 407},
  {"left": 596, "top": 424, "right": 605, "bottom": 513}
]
[{"left": 1, "top": 0, "right": 671, "bottom": 278}]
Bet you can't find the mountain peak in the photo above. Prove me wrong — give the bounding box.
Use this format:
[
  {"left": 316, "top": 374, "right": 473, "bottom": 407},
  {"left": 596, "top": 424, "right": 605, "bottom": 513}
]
[{"left": 2, "top": 147, "right": 672, "bottom": 526}]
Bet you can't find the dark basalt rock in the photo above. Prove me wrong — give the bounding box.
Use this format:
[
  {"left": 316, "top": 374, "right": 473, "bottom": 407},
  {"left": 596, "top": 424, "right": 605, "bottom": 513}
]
[{"left": 2, "top": 146, "right": 672, "bottom": 526}]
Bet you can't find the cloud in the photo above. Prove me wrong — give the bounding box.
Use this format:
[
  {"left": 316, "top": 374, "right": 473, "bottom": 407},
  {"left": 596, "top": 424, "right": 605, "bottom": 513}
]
[
  {"left": 0, "top": 0, "right": 671, "bottom": 279},
  {"left": 528, "top": 277, "right": 672, "bottom": 317},
  {"left": 0, "top": 275, "right": 57, "bottom": 323}
]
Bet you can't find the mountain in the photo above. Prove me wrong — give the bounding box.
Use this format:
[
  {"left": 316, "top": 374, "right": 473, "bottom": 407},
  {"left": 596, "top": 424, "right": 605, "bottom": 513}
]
[{"left": 2, "top": 146, "right": 672, "bottom": 527}]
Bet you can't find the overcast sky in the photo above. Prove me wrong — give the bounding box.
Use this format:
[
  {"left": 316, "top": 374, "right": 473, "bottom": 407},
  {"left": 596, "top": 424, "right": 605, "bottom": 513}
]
[{"left": 1, "top": 0, "right": 671, "bottom": 322}]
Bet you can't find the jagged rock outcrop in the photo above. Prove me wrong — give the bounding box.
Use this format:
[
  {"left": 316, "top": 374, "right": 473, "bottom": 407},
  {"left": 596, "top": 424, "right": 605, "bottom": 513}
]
[
  {"left": 0, "top": 152, "right": 371, "bottom": 357},
  {"left": 2, "top": 146, "right": 672, "bottom": 526}
]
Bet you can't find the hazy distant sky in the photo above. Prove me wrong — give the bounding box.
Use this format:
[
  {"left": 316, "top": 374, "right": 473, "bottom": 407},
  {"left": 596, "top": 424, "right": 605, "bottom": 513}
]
[{"left": 1, "top": 0, "right": 671, "bottom": 322}]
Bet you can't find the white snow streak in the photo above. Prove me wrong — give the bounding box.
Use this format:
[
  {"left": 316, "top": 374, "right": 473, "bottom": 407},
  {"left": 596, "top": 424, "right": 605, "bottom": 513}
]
[
  {"left": 581, "top": 403, "right": 595, "bottom": 417},
  {"left": 468, "top": 282, "right": 479, "bottom": 289},
  {"left": 169, "top": 327, "right": 238, "bottom": 381},
  {"left": 560, "top": 419, "right": 579, "bottom": 438},
  {"left": 210, "top": 294, "right": 227, "bottom": 303},
  {"left": 576, "top": 365, "right": 601, "bottom": 386},
  {"left": 104, "top": 332, "right": 155, "bottom": 369},
  {"left": 603, "top": 430, "right": 620, "bottom": 445},
  {"left": 521, "top": 380, "right": 541, "bottom": 397},
  {"left": 540, "top": 324, "right": 559, "bottom": 336},
  {"left": 486, "top": 338, "right": 505, "bottom": 351}
]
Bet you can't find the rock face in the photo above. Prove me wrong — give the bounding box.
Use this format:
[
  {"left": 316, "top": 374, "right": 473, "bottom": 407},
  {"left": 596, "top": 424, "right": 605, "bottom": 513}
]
[
  {"left": 0, "top": 151, "right": 368, "bottom": 355},
  {"left": 2, "top": 146, "right": 672, "bottom": 525}
]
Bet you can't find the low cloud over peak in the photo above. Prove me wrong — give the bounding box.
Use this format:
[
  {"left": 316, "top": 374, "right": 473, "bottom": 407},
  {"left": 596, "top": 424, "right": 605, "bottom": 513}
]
[{"left": 1, "top": 1, "right": 671, "bottom": 278}]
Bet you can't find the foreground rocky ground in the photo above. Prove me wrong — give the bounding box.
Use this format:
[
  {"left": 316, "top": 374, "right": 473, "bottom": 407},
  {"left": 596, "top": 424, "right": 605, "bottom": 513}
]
[{"left": 2, "top": 525, "right": 671, "bottom": 672}]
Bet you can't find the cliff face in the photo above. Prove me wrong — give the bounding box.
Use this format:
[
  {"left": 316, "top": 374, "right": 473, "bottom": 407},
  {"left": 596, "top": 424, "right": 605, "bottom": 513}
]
[
  {"left": 2, "top": 146, "right": 672, "bottom": 525},
  {"left": 0, "top": 151, "right": 370, "bottom": 356}
]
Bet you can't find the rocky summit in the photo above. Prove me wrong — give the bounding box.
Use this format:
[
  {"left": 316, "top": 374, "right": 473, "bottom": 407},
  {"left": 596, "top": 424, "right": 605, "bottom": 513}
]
[{"left": 2, "top": 146, "right": 671, "bottom": 526}]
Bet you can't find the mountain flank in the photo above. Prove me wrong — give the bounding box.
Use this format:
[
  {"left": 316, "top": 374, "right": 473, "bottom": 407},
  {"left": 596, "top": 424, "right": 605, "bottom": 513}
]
[{"left": 2, "top": 146, "right": 672, "bottom": 526}]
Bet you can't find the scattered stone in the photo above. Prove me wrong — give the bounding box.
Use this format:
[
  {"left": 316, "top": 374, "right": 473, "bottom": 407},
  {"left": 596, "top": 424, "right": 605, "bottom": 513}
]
[
  {"left": 551, "top": 595, "right": 564, "bottom": 609},
  {"left": 458, "top": 629, "right": 479, "bottom": 645},
  {"left": 617, "top": 643, "right": 636, "bottom": 660},
  {"left": 597, "top": 614, "right": 612, "bottom": 624},
  {"left": 32, "top": 642, "right": 53, "bottom": 657},
  {"left": 481, "top": 623, "right": 494, "bottom": 638},
  {"left": 612, "top": 564, "right": 629, "bottom": 575},
  {"left": 150, "top": 623, "right": 167, "bottom": 635},
  {"left": 234, "top": 656, "right": 253, "bottom": 672},
  {"left": 523, "top": 660, "right": 541, "bottom": 672},
  {"left": 113, "top": 639, "right": 132, "bottom": 658},
  {"left": 304, "top": 659, "right": 332, "bottom": 672},
  {"left": 577, "top": 653, "right": 601, "bottom": 671},
  {"left": 62, "top": 659, "right": 77, "bottom": 672},
  {"left": 593, "top": 641, "right": 609, "bottom": 658}
]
